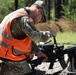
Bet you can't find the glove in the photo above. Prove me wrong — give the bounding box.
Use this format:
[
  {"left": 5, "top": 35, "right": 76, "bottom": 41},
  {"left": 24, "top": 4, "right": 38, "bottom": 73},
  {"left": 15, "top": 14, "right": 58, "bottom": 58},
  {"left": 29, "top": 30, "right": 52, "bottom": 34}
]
[
  {"left": 50, "top": 30, "right": 56, "bottom": 37},
  {"left": 37, "top": 51, "right": 48, "bottom": 62}
]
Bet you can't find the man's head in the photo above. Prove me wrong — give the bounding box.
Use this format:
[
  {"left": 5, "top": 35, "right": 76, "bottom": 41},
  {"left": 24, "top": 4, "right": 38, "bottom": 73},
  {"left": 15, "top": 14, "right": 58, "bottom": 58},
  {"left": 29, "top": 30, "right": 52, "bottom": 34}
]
[
  {"left": 33, "top": 0, "right": 46, "bottom": 22},
  {"left": 29, "top": 0, "right": 47, "bottom": 24}
]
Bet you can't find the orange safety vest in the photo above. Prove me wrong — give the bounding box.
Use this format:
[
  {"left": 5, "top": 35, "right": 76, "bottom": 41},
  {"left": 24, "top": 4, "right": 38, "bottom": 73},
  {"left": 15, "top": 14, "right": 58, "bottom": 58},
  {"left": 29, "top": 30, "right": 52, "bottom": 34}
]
[{"left": 0, "top": 8, "right": 32, "bottom": 61}]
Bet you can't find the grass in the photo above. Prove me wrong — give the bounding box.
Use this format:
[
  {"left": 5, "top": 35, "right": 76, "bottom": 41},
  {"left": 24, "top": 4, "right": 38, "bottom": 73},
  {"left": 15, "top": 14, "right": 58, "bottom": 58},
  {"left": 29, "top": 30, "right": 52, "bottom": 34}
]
[{"left": 49, "top": 32, "right": 76, "bottom": 48}]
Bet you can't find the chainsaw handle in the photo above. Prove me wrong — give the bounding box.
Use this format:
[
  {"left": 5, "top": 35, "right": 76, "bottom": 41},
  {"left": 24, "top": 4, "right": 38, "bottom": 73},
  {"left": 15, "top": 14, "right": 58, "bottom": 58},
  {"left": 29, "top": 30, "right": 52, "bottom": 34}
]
[{"left": 53, "top": 37, "right": 58, "bottom": 48}]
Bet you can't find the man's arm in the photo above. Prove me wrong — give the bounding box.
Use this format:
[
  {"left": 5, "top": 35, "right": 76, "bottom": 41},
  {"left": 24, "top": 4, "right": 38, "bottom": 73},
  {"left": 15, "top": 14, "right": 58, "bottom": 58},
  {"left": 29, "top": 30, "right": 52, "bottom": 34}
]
[{"left": 20, "top": 16, "right": 56, "bottom": 42}]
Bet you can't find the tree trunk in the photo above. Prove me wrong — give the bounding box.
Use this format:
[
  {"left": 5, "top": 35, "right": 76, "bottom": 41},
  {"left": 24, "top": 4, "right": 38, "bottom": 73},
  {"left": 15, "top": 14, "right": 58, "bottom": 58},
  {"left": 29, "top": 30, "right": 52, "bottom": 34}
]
[
  {"left": 47, "top": 0, "right": 51, "bottom": 20},
  {"left": 14, "top": 0, "right": 18, "bottom": 10},
  {"left": 55, "top": 0, "right": 64, "bottom": 19}
]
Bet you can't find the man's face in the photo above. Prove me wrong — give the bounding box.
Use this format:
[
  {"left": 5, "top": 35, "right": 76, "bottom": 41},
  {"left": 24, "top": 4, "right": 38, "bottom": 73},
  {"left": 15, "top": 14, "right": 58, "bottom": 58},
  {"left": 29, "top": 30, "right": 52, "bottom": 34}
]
[
  {"left": 39, "top": 8, "right": 44, "bottom": 22},
  {"left": 34, "top": 8, "right": 44, "bottom": 24}
]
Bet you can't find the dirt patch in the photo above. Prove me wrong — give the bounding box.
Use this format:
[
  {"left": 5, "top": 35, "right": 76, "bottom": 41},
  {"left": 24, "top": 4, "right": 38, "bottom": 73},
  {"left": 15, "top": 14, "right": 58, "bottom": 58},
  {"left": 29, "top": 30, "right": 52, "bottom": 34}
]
[{"left": 36, "top": 18, "right": 76, "bottom": 32}]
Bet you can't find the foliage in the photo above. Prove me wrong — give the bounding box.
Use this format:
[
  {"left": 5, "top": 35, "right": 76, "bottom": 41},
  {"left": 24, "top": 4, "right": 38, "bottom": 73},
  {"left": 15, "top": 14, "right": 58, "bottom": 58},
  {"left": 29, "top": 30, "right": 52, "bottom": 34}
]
[
  {"left": 0, "top": 0, "right": 76, "bottom": 23},
  {"left": 0, "top": 0, "right": 14, "bottom": 22},
  {"left": 62, "top": 0, "right": 76, "bottom": 22},
  {"left": 0, "top": 0, "right": 36, "bottom": 22},
  {"left": 25, "top": 0, "right": 36, "bottom": 6},
  {"left": 18, "top": 0, "right": 26, "bottom": 8}
]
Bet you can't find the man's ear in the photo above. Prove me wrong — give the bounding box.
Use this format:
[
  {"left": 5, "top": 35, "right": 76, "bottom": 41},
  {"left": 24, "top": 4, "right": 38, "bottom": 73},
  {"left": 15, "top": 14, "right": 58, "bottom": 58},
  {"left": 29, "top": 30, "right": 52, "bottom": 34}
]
[{"left": 36, "top": 9, "right": 41, "bottom": 14}]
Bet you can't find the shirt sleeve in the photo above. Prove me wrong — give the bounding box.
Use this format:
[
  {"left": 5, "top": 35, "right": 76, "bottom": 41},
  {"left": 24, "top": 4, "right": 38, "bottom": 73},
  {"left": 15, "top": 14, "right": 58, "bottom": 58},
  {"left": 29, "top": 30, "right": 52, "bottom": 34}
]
[{"left": 20, "top": 16, "right": 51, "bottom": 42}]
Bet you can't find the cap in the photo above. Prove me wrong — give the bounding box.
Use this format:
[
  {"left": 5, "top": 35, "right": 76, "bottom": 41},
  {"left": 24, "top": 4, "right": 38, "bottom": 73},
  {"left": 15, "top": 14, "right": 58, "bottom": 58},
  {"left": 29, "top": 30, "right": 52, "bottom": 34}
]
[{"left": 34, "top": 0, "right": 47, "bottom": 22}]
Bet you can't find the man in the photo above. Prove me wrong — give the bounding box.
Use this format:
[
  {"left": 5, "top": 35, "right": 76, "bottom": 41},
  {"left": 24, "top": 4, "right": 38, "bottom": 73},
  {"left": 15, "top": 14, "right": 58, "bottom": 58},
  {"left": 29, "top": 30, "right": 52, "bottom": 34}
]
[{"left": 0, "top": 0, "right": 56, "bottom": 75}]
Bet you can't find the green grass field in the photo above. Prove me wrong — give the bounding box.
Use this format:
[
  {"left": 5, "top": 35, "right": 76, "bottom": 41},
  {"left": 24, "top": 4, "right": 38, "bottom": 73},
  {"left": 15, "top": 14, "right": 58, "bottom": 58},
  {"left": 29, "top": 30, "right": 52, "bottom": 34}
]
[{"left": 50, "top": 32, "right": 76, "bottom": 48}]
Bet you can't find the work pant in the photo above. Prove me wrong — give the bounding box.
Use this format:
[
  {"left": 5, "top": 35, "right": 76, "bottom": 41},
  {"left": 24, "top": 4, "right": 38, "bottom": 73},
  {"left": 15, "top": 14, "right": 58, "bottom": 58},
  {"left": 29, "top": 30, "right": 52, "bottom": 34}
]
[{"left": 0, "top": 59, "right": 33, "bottom": 75}]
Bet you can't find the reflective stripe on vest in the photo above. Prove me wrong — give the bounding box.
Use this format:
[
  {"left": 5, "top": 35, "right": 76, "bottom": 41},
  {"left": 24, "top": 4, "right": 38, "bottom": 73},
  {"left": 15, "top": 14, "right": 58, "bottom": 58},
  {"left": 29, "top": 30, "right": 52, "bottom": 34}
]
[
  {"left": 0, "top": 29, "right": 13, "bottom": 48},
  {"left": 0, "top": 29, "right": 12, "bottom": 41},
  {"left": 0, "top": 40, "right": 8, "bottom": 48},
  {"left": 12, "top": 48, "right": 31, "bottom": 55}
]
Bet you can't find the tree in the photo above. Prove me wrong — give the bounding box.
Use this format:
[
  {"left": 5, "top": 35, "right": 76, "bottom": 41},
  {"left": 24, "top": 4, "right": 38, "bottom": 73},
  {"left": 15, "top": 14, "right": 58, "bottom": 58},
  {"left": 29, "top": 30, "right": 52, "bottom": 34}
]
[
  {"left": 55, "top": 0, "right": 65, "bottom": 19},
  {"left": 14, "top": 0, "right": 18, "bottom": 10}
]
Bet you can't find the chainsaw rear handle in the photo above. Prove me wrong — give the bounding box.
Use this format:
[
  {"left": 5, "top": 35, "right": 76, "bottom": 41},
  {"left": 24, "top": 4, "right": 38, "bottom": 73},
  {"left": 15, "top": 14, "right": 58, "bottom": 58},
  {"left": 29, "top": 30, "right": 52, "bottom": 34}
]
[{"left": 53, "top": 37, "right": 58, "bottom": 48}]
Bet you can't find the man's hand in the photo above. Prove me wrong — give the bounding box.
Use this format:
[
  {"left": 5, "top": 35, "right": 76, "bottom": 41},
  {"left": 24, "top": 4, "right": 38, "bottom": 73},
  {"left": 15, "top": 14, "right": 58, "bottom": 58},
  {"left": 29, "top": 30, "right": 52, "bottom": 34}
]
[{"left": 37, "top": 51, "right": 48, "bottom": 62}]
